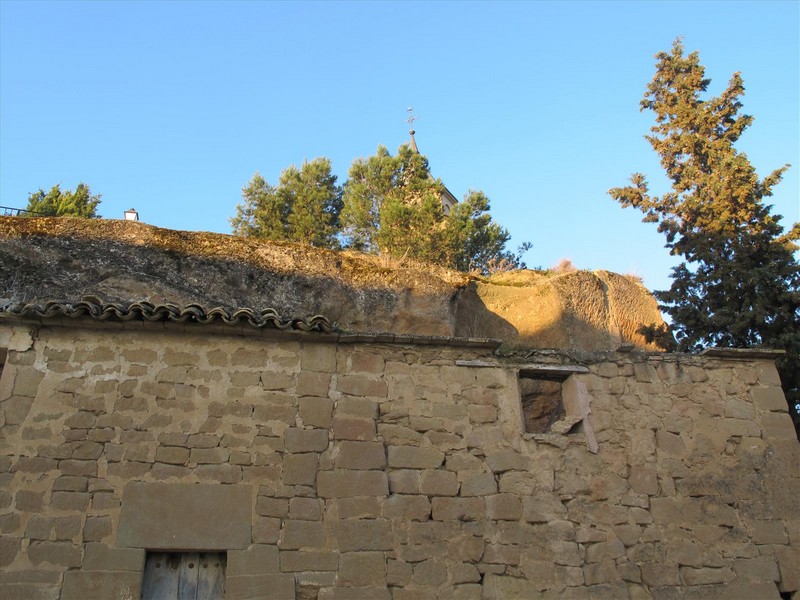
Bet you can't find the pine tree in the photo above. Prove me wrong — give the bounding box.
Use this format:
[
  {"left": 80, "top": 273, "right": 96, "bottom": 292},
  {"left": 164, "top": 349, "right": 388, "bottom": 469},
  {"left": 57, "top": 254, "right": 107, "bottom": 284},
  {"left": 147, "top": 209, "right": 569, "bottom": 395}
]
[
  {"left": 610, "top": 39, "right": 800, "bottom": 427},
  {"left": 25, "top": 183, "right": 101, "bottom": 218},
  {"left": 341, "top": 144, "right": 527, "bottom": 273},
  {"left": 231, "top": 158, "right": 342, "bottom": 249}
]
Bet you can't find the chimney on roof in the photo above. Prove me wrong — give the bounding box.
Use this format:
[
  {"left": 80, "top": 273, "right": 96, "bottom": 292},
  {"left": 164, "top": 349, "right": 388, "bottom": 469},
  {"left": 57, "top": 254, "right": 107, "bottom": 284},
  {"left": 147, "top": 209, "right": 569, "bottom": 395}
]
[{"left": 124, "top": 208, "right": 139, "bottom": 221}]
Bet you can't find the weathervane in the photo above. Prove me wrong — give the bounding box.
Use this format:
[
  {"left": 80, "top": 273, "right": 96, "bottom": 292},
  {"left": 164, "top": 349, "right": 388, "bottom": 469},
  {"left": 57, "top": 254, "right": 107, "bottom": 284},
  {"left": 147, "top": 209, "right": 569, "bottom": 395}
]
[{"left": 406, "top": 107, "right": 418, "bottom": 133}]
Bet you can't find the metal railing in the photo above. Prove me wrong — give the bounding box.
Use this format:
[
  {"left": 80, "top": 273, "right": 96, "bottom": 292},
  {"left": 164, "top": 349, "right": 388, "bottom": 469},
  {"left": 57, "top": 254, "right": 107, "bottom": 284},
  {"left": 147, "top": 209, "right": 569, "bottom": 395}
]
[{"left": 0, "top": 206, "right": 45, "bottom": 217}]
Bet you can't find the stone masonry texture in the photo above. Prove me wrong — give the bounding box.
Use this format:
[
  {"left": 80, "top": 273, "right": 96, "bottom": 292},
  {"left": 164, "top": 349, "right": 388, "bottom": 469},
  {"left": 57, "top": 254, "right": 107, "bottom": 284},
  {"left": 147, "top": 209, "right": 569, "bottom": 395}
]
[{"left": 0, "top": 322, "right": 798, "bottom": 599}]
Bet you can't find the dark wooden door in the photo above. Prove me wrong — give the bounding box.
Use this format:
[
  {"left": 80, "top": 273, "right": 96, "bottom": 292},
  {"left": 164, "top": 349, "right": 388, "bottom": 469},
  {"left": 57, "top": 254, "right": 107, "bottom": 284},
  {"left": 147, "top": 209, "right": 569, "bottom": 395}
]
[{"left": 141, "top": 552, "right": 225, "bottom": 600}]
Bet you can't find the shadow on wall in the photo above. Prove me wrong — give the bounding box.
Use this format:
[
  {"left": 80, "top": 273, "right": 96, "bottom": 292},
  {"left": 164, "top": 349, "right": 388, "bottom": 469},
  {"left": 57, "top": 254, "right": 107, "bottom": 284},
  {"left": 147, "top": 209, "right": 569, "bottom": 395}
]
[{"left": 453, "top": 273, "right": 669, "bottom": 352}]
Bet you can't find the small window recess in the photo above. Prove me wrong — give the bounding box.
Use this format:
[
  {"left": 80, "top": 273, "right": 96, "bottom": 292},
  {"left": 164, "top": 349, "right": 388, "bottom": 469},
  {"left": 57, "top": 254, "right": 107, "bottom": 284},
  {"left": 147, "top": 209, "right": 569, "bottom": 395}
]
[
  {"left": 518, "top": 365, "right": 598, "bottom": 453},
  {"left": 0, "top": 347, "right": 6, "bottom": 381},
  {"left": 142, "top": 551, "right": 226, "bottom": 600}
]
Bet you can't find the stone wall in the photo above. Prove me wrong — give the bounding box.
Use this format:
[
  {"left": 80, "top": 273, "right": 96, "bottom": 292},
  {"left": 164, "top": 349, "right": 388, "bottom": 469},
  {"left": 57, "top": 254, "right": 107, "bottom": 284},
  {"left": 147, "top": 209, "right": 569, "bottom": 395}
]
[{"left": 0, "top": 321, "right": 798, "bottom": 599}]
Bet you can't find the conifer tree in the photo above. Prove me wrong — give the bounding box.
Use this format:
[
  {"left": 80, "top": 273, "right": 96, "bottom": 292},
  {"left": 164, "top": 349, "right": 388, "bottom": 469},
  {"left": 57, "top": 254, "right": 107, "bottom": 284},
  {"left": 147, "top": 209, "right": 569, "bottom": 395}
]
[
  {"left": 610, "top": 39, "right": 800, "bottom": 426},
  {"left": 342, "top": 144, "right": 526, "bottom": 273},
  {"left": 231, "top": 158, "right": 342, "bottom": 249},
  {"left": 25, "top": 183, "right": 101, "bottom": 218}
]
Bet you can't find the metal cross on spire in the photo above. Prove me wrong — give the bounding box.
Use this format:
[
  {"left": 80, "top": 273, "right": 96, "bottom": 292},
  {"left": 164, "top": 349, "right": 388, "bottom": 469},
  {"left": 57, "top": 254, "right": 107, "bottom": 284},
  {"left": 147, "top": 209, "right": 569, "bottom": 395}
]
[
  {"left": 406, "top": 106, "right": 418, "bottom": 130},
  {"left": 406, "top": 107, "right": 419, "bottom": 153}
]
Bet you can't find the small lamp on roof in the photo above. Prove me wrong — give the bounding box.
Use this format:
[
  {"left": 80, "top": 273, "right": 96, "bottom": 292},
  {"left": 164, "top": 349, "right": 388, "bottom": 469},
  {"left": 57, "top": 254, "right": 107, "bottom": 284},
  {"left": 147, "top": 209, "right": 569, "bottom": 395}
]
[{"left": 124, "top": 208, "right": 139, "bottom": 221}]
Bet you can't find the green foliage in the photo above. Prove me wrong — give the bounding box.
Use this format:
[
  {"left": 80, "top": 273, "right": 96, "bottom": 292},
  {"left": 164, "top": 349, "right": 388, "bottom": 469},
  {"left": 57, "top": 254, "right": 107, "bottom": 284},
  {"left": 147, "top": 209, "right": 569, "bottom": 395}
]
[
  {"left": 341, "top": 144, "right": 440, "bottom": 253},
  {"left": 25, "top": 183, "right": 101, "bottom": 218},
  {"left": 342, "top": 144, "right": 527, "bottom": 274},
  {"left": 442, "top": 190, "right": 519, "bottom": 273},
  {"left": 230, "top": 158, "right": 342, "bottom": 249},
  {"left": 234, "top": 145, "right": 528, "bottom": 274},
  {"left": 610, "top": 39, "right": 800, "bottom": 429}
]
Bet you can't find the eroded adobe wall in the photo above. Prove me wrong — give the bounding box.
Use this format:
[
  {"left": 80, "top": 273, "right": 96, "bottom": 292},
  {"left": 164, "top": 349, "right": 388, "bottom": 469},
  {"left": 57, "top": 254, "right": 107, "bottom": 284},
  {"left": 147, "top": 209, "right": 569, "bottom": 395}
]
[{"left": 0, "top": 323, "right": 798, "bottom": 600}]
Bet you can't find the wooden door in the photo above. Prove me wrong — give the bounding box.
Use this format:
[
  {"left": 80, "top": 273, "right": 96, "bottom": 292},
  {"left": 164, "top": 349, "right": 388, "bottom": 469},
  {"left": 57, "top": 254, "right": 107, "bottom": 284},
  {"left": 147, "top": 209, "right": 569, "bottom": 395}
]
[{"left": 141, "top": 552, "right": 225, "bottom": 600}]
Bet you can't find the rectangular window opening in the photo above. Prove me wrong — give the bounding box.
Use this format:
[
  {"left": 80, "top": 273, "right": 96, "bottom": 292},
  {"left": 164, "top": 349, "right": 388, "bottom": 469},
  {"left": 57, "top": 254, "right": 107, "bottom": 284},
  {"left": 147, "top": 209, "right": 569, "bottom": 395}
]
[
  {"left": 519, "top": 372, "right": 567, "bottom": 434},
  {"left": 142, "top": 551, "right": 226, "bottom": 600}
]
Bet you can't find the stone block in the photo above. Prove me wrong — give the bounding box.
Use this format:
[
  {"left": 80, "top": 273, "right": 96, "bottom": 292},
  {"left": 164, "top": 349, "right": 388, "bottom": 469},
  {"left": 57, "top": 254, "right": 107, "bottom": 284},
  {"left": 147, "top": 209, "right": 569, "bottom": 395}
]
[
  {"left": 195, "top": 463, "right": 242, "bottom": 483},
  {"left": 431, "top": 497, "right": 484, "bottom": 521},
  {"left": 583, "top": 559, "right": 619, "bottom": 585},
  {"left": 751, "top": 386, "right": 788, "bottom": 412},
  {"left": 285, "top": 497, "right": 320, "bottom": 521},
  {"left": 333, "top": 497, "right": 382, "bottom": 519},
  {"left": 12, "top": 367, "right": 45, "bottom": 397},
  {"left": 13, "top": 457, "right": 58, "bottom": 473},
  {"left": 339, "top": 552, "right": 386, "bottom": 586},
  {"left": 337, "top": 519, "right": 393, "bottom": 551},
  {"left": 3, "top": 396, "right": 34, "bottom": 425},
  {"left": 260, "top": 371, "right": 295, "bottom": 391},
  {"left": 61, "top": 571, "right": 141, "bottom": 600},
  {"left": 118, "top": 482, "right": 251, "bottom": 549},
  {"left": 720, "top": 417, "right": 761, "bottom": 437},
  {"left": 281, "top": 520, "right": 327, "bottom": 550},
  {"left": 523, "top": 497, "right": 567, "bottom": 523},
  {"left": 335, "top": 441, "right": 386, "bottom": 470},
  {"left": 755, "top": 362, "right": 782, "bottom": 386},
  {"left": 284, "top": 427, "right": 328, "bottom": 452},
  {"left": 0, "top": 536, "right": 20, "bottom": 567},
  {"left": 228, "top": 544, "right": 280, "bottom": 575},
  {"left": 760, "top": 413, "right": 797, "bottom": 439},
  {"left": 82, "top": 543, "right": 144, "bottom": 571},
  {"left": 253, "top": 517, "right": 281, "bottom": 544},
  {"left": 655, "top": 430, "right": 686, "bottom": 456},
  {"left": 419, "top": 470, "right": 458, "bottom": 496},
  {"left": 485, "top": 451, "right": 531, "bottom": 472},
  {"left": 732, "top": 556, "right": 780, "bottom": 582},
  {"left": 318, "top": 470, "right": 388, "bottom": 498},
  {"left": 226, "top": 574, "right": 295, "bottom": 599},
  {"left": 83, "top": 516, "right": 112, "bottom": 542},
  {"left": 190, "top": 448, "right": 230, "bottom": 464},
  {"left": 388, "top": 446, "right": 444, "bottom": 469},
  {"left": 628, "top": 465, "right": 658, "bottom": 495},
  {"left": 585, "top": 539, "right": 625, "bottom": 563},
  {"left": 256, "top": 497, "right": 289, "bottom": 518},
  {"left": 338, "top": 397, "right": 380, "bottom": 419},
  {"left": 299, "top": 397, "right": 334, "bottom": 428},
  {"left": 680, "top": 566, "right": 734, "bottom": 585},
  {"left": 27, "top": 541, "right": 81, "bottom": 567},
  {"left": 467, "top": 404, "right": 497, "bottom": 423},
  {"left": 750, "top": 520, "right": 789, "bottom": 545},
  {"left": 383, "top": 494, "right": 431, "bottom": 521},
  {"left": 482, "top": 574, "right": 533, "bottom": 600},
  {"left": 16, "top": 489, "right": 45, "bottom": 509},
  {"left": 280, "top": 550, "right": 339, "bottom": 572},
  {"left": 332, "top": 416, "right": 376, "bottom": 441},
  {"left": 283, "top": 453, "right": 319, "bottom": 486},
  {"left": 297, "top": 371, "right": 332, "bottom": 397},
  {"left": 302, "top": 343, "right": 337, "bottom": 373},
  {"left": 389, "top": 469, "right": 420, "bottom": 494},
  {"left": 337, "top": 375, "right": 388, "bottom": 398},
  {"left": 640, "top": 562, "right": 679, "bottom": 586},
  {"left": 154, "top": 446, "right": 189, "bottom": 465},
  {"left": 485, "top": 494, "right": 522, "bottom": 521},
  {"left": 50, "top": 491, "right": 91, "bottom": 511},
  {"left": 460, "top": 472, "right": 498, "bottom": 497},
  {"left": 186, "top": 433, "right": 220, "bottom": 448}
]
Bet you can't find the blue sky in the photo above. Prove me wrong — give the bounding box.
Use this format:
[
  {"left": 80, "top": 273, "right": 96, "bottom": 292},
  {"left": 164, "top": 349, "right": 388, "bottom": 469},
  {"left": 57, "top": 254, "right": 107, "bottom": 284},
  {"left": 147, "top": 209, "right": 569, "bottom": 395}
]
[{"left": 1, "top": 0, "right": 797, "bottom": 293}]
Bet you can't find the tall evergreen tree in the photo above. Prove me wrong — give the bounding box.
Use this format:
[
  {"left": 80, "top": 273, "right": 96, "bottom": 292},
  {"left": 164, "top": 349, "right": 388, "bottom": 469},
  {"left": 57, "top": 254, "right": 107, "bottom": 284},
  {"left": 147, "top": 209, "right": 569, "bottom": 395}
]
[
  {"left": 342, "top": 144, "right": 527, "bottom": 273},
  {"left": 231, "top": 158, "right": 342, "bottom": 249},
  {"left": 25, "top": 183, "right": 101, "bottom": 218},
  {"left": 341, "top": 144, "right": 441, "bottom": 253},
  {"left": 609, "top": 39, "right": 800, "bottom": 426}
]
